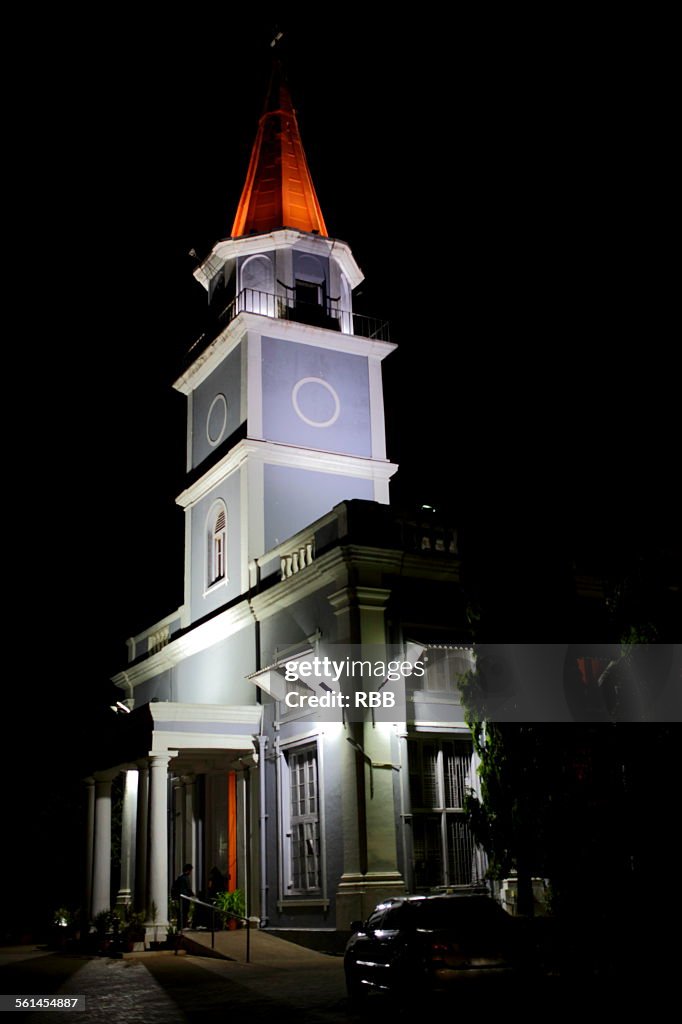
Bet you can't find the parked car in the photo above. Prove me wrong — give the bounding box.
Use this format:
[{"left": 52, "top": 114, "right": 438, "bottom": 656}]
[{"left": 344, "top": 893, "right": 523, "bottom": 999}]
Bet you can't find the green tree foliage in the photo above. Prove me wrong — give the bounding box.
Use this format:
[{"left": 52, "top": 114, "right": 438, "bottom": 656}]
[{"left": 460, "top": 669, "right": 552, "bottom": 916}]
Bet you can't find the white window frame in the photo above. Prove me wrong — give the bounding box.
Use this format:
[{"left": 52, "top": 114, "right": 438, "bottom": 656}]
[
  {"left": 205, "top": 500, "right": 228, "bottom": 594},
  {"left": 277, "top": 736, "right": 326, "bottom": 902},
  {"left": 408, "top": 736, "right": 475, "bottom": 889},
  {"left": 418, "top": 646, "right": 475, "bottom": 694}
]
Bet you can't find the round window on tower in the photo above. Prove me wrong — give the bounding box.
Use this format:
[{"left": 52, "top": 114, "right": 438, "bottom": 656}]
[
  {"left": 291, "top": 377, "right": 341, "bottom": 428},
  {"left": 206, "top": 394, "right": 228, "bottom": 447}
]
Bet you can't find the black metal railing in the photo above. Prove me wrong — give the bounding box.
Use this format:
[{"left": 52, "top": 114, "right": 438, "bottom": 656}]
[
  {"left": 187, "top": 287, "right": 390, "bottom": 359},
  {"left": 179, "top": 894, "right": 252, "bottom": 962}
]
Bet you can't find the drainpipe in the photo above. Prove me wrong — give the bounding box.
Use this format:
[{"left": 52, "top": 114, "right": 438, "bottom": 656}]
[{"left": 258, "top": 733, "right": 268, "bottom": 926}]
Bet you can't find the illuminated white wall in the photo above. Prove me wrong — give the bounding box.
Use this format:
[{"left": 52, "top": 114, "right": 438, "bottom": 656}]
[{"left": 173, "top": 625, "right": 256, "bottom": 705}]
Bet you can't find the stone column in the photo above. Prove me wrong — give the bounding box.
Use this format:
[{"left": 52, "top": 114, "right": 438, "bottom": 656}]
[
  {"left": 146, "top": 753, "right": 171, "bottom": 937},
  {"left": 135, "top": 761, "right": 149, "bottom": 914},
  {"left": 92, "top": 770, "right": 118, "bottom": 918},
  {"left": 116, "top": 769, "right": 138, "bottom": 906},
  {"left": 83, "top": 777, "right": 95, "bottom": 923}
]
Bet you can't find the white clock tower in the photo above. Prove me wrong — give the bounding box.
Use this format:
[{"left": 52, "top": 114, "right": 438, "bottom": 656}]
[{"left": 173, "top": 60, "right": 397, "bottom": 626}]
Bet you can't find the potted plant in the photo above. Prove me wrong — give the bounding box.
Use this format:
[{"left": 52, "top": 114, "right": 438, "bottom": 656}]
[
  {"left": 213, "top": 889, "right": 245, "bottom": 929},
  {"left": 121, "top": 909, "right": 146, "bottom": 952},
  {"left": 93, "top": 909, "right": 116, "bottom": 954}
]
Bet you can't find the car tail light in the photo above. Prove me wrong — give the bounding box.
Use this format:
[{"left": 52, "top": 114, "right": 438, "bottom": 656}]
[{"left": 429, "top": 940, "right": 464, "bottom": 962}]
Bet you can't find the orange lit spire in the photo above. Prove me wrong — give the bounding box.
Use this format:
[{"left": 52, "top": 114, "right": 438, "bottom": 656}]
[{"left": 230, "top": 61, "right": 328, "bottom": 238}]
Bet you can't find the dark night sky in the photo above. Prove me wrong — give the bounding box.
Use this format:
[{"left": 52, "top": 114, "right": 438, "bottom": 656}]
[{"left": 20, "top": 9, "right": 679, "bottom": 735}]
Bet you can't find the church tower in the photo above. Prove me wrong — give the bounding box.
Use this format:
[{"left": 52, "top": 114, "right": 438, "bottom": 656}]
[{"left": 173, "top": 60, "right": 397, "bottom": 626}]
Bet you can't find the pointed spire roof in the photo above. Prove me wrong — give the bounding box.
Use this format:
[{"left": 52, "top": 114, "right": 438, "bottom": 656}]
[{"left": 230, "top": 61, "right": 328, "bottom": 238}]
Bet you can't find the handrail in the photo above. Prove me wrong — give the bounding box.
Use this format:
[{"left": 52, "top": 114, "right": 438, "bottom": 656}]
[
  {"left": 186, "top": 286, "right": 391, "bottom": 362},
  {"left": 179, "top": 894, "right": 252, "bottom": 962}
]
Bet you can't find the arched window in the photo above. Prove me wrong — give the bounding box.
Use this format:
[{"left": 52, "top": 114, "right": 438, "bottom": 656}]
[
  {"left": 240, "top": 255, "right": 274, "bottom": 315},
  {"left": 207, "top": 502, "right": 227, "bottom": 588}
]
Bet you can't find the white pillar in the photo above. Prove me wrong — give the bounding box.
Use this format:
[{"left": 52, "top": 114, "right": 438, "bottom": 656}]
[
  {"left": 183, "top": 775, "right": 196, "bottom": 880},
  {"left": 92, "top": 771, "right": 117, "bottom": 918},
  {"left": 173, "top": 777, "right": 185, "bottom": 876},
  {"left": 84, "top": 777, "right": 95, "bottom": 923},
  {"left": 135, "top": 761, "right": 149, "bottom": 914},
  {"left": 147, "top": 753, "right": 171, "bottom": 935},
  {"left": 116, "top": 769, "right": 138, "bottom": 906}
]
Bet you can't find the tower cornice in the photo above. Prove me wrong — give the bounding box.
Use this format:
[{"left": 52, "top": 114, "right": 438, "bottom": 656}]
[
  {"left": 173, "top": 309, "right": 396, "bottom": 396},
  {"left": 192, "top": 229, "right": 363, "bottom": 291},
  {"left": 175, "top": 438, "right": 398, "bottom": 510}
]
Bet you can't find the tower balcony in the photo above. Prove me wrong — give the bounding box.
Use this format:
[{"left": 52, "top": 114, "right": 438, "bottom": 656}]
[{"left": 188, "top": 287, "right": 390, "bottom": 362}]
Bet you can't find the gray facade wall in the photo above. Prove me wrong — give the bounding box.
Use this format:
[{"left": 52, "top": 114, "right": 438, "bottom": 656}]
[
  {"left": 260, "top": 587, "right": 344, "bottom": 664},
  {"left": 261, "top": 336, "right": 371, "bottom": 456},
  {"left": 191, "top": 342, "right": 245, "bottom": 469},
  {"left": 264, "top": 464, "right": 372, "bottom": 550},
  {"left": 133, "top": 668, "right": 173, "bottom": 708},
  {"left": 189, "top": 472, "right": 242, "bottom": 622},
  {"left": 173, "top": 624, "right": 256, "bottom": 705},
  {"left": 131, "top": 624, "right": 256, "bottom": 709}
]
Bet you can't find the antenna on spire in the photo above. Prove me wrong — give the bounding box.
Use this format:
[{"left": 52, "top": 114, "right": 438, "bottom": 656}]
[{"left": 270, "top": 30, "right": 284, "bottom": 48}]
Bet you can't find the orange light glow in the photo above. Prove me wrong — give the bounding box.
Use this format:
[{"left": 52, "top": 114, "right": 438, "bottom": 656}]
[
  {"left": 230, "top": 63, "right": 328, "bottom": 238},
  {"left": 227, "top": 770, "right": 237, "bottom": 893}
]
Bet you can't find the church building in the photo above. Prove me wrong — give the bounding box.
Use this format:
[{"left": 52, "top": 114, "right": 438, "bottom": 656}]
[{"left": 86, "top": 59, "right": 484, "bottom": 944}]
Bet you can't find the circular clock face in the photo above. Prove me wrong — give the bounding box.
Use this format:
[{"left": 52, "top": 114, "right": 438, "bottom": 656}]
[
  {"left": 206, "top": 393, "right": 228, "bottom": 446},
  {"left": 291, "top": 376, "right": 341, "bottom": 428}
]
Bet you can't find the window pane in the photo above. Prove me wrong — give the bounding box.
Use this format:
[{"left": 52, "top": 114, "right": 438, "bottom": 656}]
[
  {"left": 412, "top": 814, "right": 442, "bottom": 889},
  {"left": 423, "top": 647, "right": 475, "bottom": 692},
  {"left": 288, "top": 745, "right": 320, "bottom": 892},
  {"left": 382, "top": 904, "right": 409, "bottom": 929},
  {"left": 421, "top": 744, "right": 439, "bottom": 807},
  {"left": 443, "top": 743, "right": 470, "bottom": 809},
  {"left": 408, "top": 739, "right": 423, "bottom": 806},
  {"left": 408, "top": 736, "right": 475, "bottom": 890},
  {"left": 414, "top": 895, "right": 497, "bottom": 931},
  {"left": 446, "top": 816, "right": 475, "bottom": 886}
]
